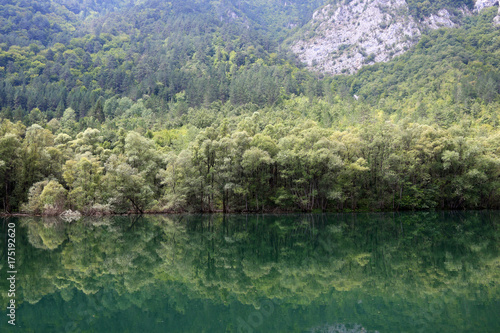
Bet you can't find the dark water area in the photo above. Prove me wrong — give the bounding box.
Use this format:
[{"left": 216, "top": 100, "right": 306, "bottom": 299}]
[{"left": 0, "top": 212, "right": 499, "bottom": 332}]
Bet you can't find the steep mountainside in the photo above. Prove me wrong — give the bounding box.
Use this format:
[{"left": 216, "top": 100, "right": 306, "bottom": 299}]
[
  {"left": 475, "top": 0, "right": 500, "bottom": 12},
  {"left": 290, "top": 0, "right": 499, "bottom": 74}
]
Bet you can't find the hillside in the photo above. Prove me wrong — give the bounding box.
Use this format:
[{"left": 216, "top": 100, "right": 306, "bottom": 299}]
[
  {"left": 0, "top": 0, "right": 331, "bottom": 122},
  {"left": 1, "top": 1, "right": 500, "bottom": 214},
  {"left": 289, "top": 0, "right": 500, "bottom": 74}
]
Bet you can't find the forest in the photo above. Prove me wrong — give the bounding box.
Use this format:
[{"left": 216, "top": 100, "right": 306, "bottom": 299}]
[{"left": 1, "top": 1, "right": 500, "bottom": 214}]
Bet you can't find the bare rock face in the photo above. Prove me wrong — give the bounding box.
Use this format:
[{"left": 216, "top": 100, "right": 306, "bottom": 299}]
[
  {"left": 474, "top": 0, "right": 499, "bottom": 12},
  {"left": 291, "top": 0, "right": 421, "bottom": 75},
  {"left": 424, "top": 9, "right": 455, "bottom": 30},
  {"left": 474, "top": 0, "right": 500, "bottom": 24},
  {"left": 290, "top": 0, "right": 500, "bottom": 75},
  {"left": 495, "top": 6, "right": 500, "bottom": 24},
  {"left": 291, "top": 1, "right": 499, "bottom": 75}
]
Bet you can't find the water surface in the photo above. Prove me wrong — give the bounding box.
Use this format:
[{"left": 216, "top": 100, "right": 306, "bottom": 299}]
[{"left": 1, "top": 212, "right": 499, "bottom": 332}]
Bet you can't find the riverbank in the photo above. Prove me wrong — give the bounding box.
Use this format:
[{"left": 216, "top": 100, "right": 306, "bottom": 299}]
[{"left": 1, "top": 207, "right": 476, "bottom": 218}]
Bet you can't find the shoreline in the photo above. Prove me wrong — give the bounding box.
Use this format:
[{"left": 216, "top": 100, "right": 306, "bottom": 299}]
[{"left": 1, "top": 208, "right": 490, "bottom": 218}]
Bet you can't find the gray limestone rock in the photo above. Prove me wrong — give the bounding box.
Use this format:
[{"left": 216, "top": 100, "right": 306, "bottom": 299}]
[
  {"left": 474, "top": 0, "right": 499, "bottom": 12},
  {"left": 291, "top": 0, "right": 421, "bottom": 75},
  {"left": 291, "top": 0, "right": 499, "bottom": 75}
]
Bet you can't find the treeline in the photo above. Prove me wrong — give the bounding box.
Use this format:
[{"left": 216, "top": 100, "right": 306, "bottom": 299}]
[{"left": 2, "top": 102, "right": 500, "bottom": 214}]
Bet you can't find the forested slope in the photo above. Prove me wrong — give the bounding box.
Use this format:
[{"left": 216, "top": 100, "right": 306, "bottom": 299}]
[
  {"left": 0, "top": 0, "right": 328, "bottom": 123},
  {"left": 1, "top": 1, "right": 500, "bottom": 213}
]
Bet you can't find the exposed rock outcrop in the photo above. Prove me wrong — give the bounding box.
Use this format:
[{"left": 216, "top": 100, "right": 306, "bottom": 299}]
[
  {"left": 291, "top": 0, "right": 421, "bottom": 75},
  {"left": 291, "top": 0, "right": 500, "bottom": 75},
  {"left": 495, "top": 5, "right": 500, "bottom": 24},
  {"left": 474, "top": 0, "right": 499, "bottom": 12},
  {"left": 474, "top": 0, "right": 500, "bottom": 24},
  {"left": 424, "top": 9, "right": 455, "bottom": 30},
  {"left": 60, "top": 209, "right": 82, "bottom": 222}
]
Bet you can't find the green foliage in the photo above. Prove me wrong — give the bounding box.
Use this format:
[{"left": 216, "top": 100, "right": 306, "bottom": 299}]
[
  {"left": 39, "top": 179, "right": 67, "bottom": 214},
  {"left": 407, "top": 0, "right": 474, "bottom": 19},
  {"left": 336, "top": 7, "right": 500, "bottom": 121},
  {"left": 4, "top": 101, "right": 500, "bottom": 214},
  {"left": 2, "top": 1, "right": 500, "bottom": 213},
  {"left": 22, "top": 180, "right": 49, "bottom": 214},
  {"left": 0, "top": 0, "right": 327, "bottom": 122}
]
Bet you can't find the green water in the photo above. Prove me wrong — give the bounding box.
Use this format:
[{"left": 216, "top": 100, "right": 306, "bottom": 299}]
[{"left": 0, "top": 212, "right": 499, "bottom": 332}]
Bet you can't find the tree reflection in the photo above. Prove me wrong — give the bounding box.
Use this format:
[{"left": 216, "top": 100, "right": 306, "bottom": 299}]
[{"left": 0, "top": 212, "right": 499, "bottom": 332}]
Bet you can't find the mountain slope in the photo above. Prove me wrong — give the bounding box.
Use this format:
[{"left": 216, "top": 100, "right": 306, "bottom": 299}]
[
  {"left": 0, "top": 0, "right": 499, "bottom": 124},
  {"left": 289, "top": 0, "right": 499, "bottom": 74},
  {"left": 0, "top": 0, "right": 330, "bottom": 122},
  {"left": 334, "top": 5, "right": 500, "bottom": 114},
  {"left": 2, "top": 0, "right": 500, "bottom": 213},
  {"left": 291, "top": 0, "right": 425, "bottom": 75}
]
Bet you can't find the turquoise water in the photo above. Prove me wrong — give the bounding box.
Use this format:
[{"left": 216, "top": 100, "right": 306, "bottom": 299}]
[{"left": 1, "top": 212, "right": 499, "bottom": 332}]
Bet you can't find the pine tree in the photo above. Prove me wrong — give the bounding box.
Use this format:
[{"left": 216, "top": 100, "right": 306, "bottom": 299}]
[{"left": 89, "top": 96, "right": 105, "bottom": 122}]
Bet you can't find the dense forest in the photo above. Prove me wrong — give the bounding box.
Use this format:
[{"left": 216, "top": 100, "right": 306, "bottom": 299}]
[{"left": 1, "top": 1, "right": 500, "bottom": 214}]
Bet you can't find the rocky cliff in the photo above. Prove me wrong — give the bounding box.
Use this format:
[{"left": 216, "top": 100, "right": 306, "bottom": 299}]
[
  {"left": 475, "top": 0, "right": 499, "bottom": 12},
  {"left": 475, "top": 0, "right": 500, "bottom": 24},
  {"left": 291, "top": 0, "right": 499, "bottom": 75}
]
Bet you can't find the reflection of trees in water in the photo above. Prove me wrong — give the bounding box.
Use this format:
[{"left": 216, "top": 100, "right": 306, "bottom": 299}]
[
  {"left": 310, "top": 323, "right": 375, "bottom": 333},
  {"left": 0, "top": 212, "right": 499, "bottom": 330}
]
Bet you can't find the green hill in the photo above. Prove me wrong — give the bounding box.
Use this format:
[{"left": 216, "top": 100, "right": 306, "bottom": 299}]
[{"left": 1, "top": 1, "right": 500, "bottom": 213}]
